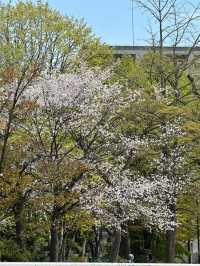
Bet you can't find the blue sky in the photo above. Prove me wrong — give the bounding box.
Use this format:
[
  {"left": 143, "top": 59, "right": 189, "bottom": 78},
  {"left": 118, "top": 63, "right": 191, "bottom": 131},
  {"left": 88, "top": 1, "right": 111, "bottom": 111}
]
[
  {"left": 8, "top": 0, "right": 200, "bottom": 46},
  {"left": 43, "top": 0, "right": 149, "bottom": 45}
]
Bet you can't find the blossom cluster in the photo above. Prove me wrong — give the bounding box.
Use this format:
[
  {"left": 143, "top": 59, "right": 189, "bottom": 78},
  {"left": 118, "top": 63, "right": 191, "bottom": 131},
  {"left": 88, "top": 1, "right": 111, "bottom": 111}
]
[{"left": 1, "top": 63, "right": 188, "bottom": 232}]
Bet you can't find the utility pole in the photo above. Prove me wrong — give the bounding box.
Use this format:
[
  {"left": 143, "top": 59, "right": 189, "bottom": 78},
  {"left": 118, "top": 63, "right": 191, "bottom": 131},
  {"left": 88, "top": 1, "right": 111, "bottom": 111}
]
[{"left": 131, "top": 0, "right": 135, "bottom": 47}]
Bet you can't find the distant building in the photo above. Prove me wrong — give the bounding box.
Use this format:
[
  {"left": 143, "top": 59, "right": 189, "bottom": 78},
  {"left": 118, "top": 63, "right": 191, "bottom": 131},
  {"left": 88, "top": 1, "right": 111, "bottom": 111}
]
[
  {"left": 111, "top": 45, "right": 200, "bottom": 62},
  {"left": 112, "top": 45, "right": 200, "bottom": 82}
]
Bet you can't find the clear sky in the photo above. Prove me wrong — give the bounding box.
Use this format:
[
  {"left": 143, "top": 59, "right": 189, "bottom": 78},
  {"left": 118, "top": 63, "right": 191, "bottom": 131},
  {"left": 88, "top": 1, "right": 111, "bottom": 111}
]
[
  {"left": 7, "top": 0, "right": 200, "bottom": 46},
  {"left": 44, "top": 0, "right": 149, "bottom": 46}
]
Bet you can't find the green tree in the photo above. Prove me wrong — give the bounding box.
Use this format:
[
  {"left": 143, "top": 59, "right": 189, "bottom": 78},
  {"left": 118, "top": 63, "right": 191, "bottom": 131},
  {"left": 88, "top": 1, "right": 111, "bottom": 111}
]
[{"left": 0, "top": 0, "right": 112, "bottom": 174}]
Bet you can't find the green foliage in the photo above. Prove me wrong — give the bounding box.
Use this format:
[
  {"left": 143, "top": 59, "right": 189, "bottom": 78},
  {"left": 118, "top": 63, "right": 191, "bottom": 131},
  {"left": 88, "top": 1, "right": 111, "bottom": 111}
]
[
  {"left": 176, "top": 242, "right": 191, "bottom": 262},
  {"left": 0, "top": 0, "right": 112, "bottom": 85},
  {"left": 0, "top": 240, "right": 31, "bottom": 261},
  {"left": 113, "top": 55, "right": 149, "bottom": 88},
  {"left": 1, "top": 0, "right": 200, "bottom": 263}
]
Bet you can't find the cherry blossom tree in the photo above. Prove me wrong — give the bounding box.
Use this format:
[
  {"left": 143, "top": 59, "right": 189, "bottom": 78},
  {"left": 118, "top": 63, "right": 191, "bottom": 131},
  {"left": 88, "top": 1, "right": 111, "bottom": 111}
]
[
  {"left": 16, "top": 64, "right": 136, "bottom": 261},
  {"left": 78, "top": 121, "right": 187, "bottom": 261},
  {"left": 2, "top": 62, "right": 189, "bottom": 262}
]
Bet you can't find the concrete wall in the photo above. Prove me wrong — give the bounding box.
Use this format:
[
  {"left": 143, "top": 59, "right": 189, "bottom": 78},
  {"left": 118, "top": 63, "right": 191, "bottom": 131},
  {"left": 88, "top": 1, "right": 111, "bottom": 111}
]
[{"left": 111, "top": 46, "right": 200, "bottom": 61}]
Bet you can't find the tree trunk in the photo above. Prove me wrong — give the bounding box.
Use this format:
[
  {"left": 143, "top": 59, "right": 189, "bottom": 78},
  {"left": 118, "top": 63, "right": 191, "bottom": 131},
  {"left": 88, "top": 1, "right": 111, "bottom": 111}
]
[
  {"left": 119, "top": 225, "right": 130, "bottom": 259},
  {"left": 166, "top": 228, "right": 176, "bottom": 263},
  {"left": 82, "top": 238, "right": 87, "bottom": 257},
  {"left": 50, "top": 223, "right": 59, "bottom": 262},
  {"left": 0, "top": 110, "right": 13, "bottom": 172},
  {"left": 187, "top": 239, "right": 191, "bottom": 264},
  {"left": 111, "top": 227, "right": 121, "bottom": 262},
  {"left": 89, "top": 226, "right": 102, "bottom": 261},
  {"left": 197, "top": 215, "right": 200, "bottom": 263},
  {"left": 59, "top": 233, "right": 67, "bottom": 262},
  {"left": 58, "top": 221, "right": 64, "bottom": 261},
  {"left": 14, "top": 200, "right": 25, "bottom": 249}
]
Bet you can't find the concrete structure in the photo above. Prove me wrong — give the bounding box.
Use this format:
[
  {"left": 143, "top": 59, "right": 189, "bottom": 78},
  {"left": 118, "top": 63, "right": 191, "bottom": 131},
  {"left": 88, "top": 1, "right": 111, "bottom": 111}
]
[
  {"left": 112, "top": 45, "right": 200, "bottom": 82},
  {"left": 112, "top": 45, "right": 200, "bottom": 61}
]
